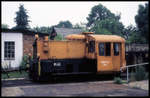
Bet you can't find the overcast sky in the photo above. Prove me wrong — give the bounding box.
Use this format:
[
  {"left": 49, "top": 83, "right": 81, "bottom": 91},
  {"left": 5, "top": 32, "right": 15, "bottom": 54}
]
[{"left": 2, "top": 1, "right": 148, "bottom": 28}]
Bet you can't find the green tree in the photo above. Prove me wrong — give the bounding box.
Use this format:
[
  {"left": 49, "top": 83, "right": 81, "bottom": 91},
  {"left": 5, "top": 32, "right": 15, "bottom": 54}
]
[
  {"left": 86, "top": 4, "right": 120, "bottom": 28},
  {"left": 56, "top": 20, "right": 73, "bottom": 28},
  {"left": 92, "top": 18, "right": 124, "bottom": 36},
  {"left": 33, "top": 26, "right": 52, "bottom": 34},
  {"left": 13, "top": 4, "right": 30, "bottom": 30},
  {"left": 123, "top": 25, "right": 140, "bottom": 43},
  {"left": 2, "top": 24, "right": 9, "bottom": 29},
  {"left": 86, "top": 4, "right": 124, "bottom": 36},
  {"left": 135, "top": 3, "right": 149, "bottom": 43},
  {"left": 54, "top": 34, "right": 63, "bottom": 40},
  {"left": 73, "top": 22, "right": 89, "bottom": 32},
  {"left": 73, "top": 23, "right": 82, "bottom": 29}
]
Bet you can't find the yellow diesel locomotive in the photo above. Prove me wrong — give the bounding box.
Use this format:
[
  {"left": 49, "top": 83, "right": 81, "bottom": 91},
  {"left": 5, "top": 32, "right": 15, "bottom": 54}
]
[{"left": 29, "top": 32, "right": 126, "bottom": 81}]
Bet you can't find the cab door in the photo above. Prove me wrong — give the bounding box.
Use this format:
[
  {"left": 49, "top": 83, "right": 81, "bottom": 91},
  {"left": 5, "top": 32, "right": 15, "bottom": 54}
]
[
  {"left": 97, "top": 42, "right": 113, "bottom": 72},
  {"left": 112, "top": 43, "right": 121, "bottom": 71}
]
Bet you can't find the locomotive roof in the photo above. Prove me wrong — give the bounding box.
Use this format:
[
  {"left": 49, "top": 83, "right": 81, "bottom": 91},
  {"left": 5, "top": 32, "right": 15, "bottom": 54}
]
[
  {"left": 66, "top": 34, "right": 125, "bottom": 42},
  {"left": 65, "top": 34, "right": 85, "bottom": 40},
  {"left": 89, "top": 34, "right": 125, "bottom": 42}
]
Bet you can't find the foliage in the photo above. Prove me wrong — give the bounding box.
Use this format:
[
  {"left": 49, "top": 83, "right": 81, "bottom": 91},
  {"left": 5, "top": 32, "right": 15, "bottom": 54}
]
[
  {"left": 2, "top": 24, "right": 9, "bottom": 29},
  {"left": 13, "top": 4, "right": 30, "bottom": 30},
  {"left": 73, "top": 22, "right": 89, "bottom": 32},
  {"left": 32, "top": 20, "right": 73, "bottom": 34},
  {"left": 54, "top": 34, "right": 63, "bottom": 40},
  {"left": 19, "top": 55, "right": 29, "bottom": 70},
  {"left": 123, "top": 25, "right": 146, "bottom": 44},
  {"left": 91, "top": 18, "right": 124, "bottom": 36},
  {"left": 130, "top": 71, "right": 136, "bottom": 82},
  {"left": 129, "top": 66, "right": 147, "bottom": 82},
  {"left": 135, "top": 66, "right": 147, "bottom": 81},
  {"left": 55, "top": 20, "right": 73, "bottom": 28},
  {"left": 32, "top": 26, "right": 52, "bottom": 34},
  {"left": 86, "top": 4, "right": 124, "bottom": 36},
  {"left": 73, "top": 23, "right": 83, "bottom": 29},
  {"left": 86, "top": 3, "right": 120, "bottom": 28},
  {"left": 135, "top": 3, "right": 149, "bottom": 43},
  {"left": 2, "top": 71, "right": 28, "bottom": 79},
  {"left": 114, "top": 77, "right": 123, "bottom": 84},
  {"left": 145, "top": 72, "right": 149, "bottom": 80}
]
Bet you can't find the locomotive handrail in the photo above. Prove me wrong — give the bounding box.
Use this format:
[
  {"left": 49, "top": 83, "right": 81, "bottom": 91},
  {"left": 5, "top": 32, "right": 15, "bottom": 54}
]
[
  {"left": 120, "top": 62, "right": 149, "bottom": 83},
  {"left": 121, "top": 62, "right": 149, "bottom": 69}
]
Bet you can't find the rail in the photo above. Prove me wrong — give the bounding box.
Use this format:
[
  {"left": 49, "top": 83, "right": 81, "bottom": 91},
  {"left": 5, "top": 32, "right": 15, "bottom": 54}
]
[{"left": 120, "top": 62, "right": 149, "bottom": 83}]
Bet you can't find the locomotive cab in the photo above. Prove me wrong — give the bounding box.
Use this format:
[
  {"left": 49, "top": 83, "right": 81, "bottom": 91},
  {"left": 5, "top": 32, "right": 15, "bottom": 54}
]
[{"left": 85, "top": 34, "right": 126, "bottom": 74}]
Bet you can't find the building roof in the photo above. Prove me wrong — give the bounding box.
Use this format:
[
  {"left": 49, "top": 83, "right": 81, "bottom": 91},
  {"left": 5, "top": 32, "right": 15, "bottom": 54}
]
[
  {"left": 1, "top": 28, "right": 49, "bottom": 36},
  {"left": 89, "top": 34, "right": 125, "bottom": 42},
  {"left": 54, "top": 27, "right": 83, "bottom": 36}
]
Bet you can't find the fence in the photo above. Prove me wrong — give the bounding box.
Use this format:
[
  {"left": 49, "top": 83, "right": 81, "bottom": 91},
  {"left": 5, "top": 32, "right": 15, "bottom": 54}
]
[
  {"left": 120, "top": 62, "right": 149, "bottom": 83},
  {"left": 125, "top": 44, "right": 149, "bottom": 52}
]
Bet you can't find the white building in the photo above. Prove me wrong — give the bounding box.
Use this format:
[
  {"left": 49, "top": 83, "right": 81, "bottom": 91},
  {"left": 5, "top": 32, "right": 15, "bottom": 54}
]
[
  {"left": 1, "top": 32, "right": 23, "bottom": 69},
  {"left": 1, "top": 29, "right": 49, "bottom": 70}
]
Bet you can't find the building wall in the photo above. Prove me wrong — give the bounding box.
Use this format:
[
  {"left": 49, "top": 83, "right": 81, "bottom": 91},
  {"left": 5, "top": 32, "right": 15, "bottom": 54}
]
[
  {"left": 23, "top": 34, "right": 45, "bottom": 56},
  {"left": 23, "top": 34, "right": 34, "bottom": 56},
  {"left": 1, "top": 32, "right": 23, "bottom": 69}
]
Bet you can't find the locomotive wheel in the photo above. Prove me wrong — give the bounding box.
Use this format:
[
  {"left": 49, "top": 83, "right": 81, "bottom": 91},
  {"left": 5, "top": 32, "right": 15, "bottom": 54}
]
[
  {"left": 28, "top": 69, "right": 39, "bottom": 82},
  {"left": 31, "top": 73, "right": 38, "bottom": 82}
]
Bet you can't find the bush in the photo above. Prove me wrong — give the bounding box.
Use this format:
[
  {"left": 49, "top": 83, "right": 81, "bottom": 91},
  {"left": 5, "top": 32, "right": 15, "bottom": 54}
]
[
  {"left": 130, "top": 72, "right": 136, "bottom": 82},
  {"left": 54, "top": 34, "right": 63, "bottom": 40},
  {"left": 130, "top": 68, "right": 136, "bottom": 82},
  {"left": 114, "top": 77, "right": 122, "bottom": 84},
  {"left": 19, "top": 55, "right": 29, "bottom": 70},
  {"left": 135, "top": 66, "right": 146, "bottom": 81},
  {"left": 145, "top": 72, "right": 149, "bottom": 80}
]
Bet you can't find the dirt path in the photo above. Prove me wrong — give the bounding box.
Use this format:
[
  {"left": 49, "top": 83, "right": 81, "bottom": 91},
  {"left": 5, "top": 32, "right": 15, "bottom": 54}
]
[{"left": 123, "top": 80, "right": 149, "bottom": 90}]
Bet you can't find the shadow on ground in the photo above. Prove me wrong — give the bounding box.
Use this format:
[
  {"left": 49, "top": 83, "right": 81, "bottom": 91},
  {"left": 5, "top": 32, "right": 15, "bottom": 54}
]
[{"left": 2, "top": 74, "right": 115, "bottom": 87}]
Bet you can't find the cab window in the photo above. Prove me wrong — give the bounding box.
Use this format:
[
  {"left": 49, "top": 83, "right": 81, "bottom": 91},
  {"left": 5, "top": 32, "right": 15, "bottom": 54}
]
[
  {"left": 105, "top": 43, "right": 111, "bottom": 56},
  {"left": 99, "top": 43, "right": 104, "bottom": 56},
  {"left": 99, "top": 43, "right": 111, "bottom": 56},
  {"left": 88, "top": 41, "right": 95, "bottom": 53},
  {"left": 113, "top": 43, "right": 120, "bottom": 56}
]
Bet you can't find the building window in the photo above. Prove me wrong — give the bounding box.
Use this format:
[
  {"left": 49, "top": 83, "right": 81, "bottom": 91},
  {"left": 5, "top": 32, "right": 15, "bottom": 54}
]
[{"left": 4, "top": 41, "right": 15, "bottom": 60}]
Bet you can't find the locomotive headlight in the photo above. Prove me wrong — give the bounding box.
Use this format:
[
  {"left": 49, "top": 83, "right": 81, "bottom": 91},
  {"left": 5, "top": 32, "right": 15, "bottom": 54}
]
[{"left": 53, "top": 62, "right": 61, "bottom": 67}]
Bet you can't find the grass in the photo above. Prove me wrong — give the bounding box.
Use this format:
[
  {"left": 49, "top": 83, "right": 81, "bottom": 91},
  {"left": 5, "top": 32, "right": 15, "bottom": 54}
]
[
  {"left": 114, "top": 77, "right": 123, "bottom": 84},
  {"left": 2, "top": 70, "right": 28, "bottom": 79},
  {"left": 121, "top": 80, "right": 128, "bottom": 84}
]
